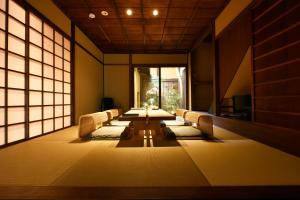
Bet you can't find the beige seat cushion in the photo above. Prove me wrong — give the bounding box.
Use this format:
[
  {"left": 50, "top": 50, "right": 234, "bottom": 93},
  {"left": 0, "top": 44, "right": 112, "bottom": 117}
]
[
  {"left": 91, "top": 126, "right": 127, "bottom": 139},
  {"left": 162, "top": 120, "right": 185, "bottom": 126},
  {"left": 110, "top": 120, "right": 131, "bottom": 126},
  {"left": 168, "top": 126, "right": 202, "bottom": 137}
]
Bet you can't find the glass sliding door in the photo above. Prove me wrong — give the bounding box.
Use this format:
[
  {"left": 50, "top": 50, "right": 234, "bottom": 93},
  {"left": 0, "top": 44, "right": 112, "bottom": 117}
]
[
  {"left": 134, "top": 67, "right": 159, "bottom": 108},
  {"left": 134, "top": 66, "right": 186, "bottom": 113},
  {"left": 161, "top": 67, "right": 186, "bottom": 113}
]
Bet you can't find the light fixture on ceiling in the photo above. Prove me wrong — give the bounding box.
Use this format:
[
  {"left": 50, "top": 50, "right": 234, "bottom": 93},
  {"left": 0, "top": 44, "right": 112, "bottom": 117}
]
[
  {"left": 126, "top": 9, "right": 132, "bottom": 16},
  {"left": 101, "top": 10, "right": 109, "bottom": 16},
  {"left": 153, "top": 9, "right": 158, "bottom": 16},
  {"left": 89, "top": 12, "right": 95, "bottom": 19}
]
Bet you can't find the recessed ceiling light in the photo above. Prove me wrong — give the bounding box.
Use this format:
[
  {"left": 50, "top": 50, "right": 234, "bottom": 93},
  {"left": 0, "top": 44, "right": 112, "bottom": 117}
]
[
  {"left": 126, "top": 9, "right": 132, "bottom": 16},
  {"left": 89, "top": 12, "right": 95, "bottom": 19},
  {"left": 101, "top": 10, "right": 109, "bottom": 16},
  {"left": 153, "top": 9, "right": 158, "bottom": 16}
]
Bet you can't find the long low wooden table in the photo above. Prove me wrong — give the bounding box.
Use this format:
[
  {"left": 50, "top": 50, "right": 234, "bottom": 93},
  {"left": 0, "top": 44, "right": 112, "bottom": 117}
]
[{"left": 119, "top": 109, "right": 175, "bottom": 135}]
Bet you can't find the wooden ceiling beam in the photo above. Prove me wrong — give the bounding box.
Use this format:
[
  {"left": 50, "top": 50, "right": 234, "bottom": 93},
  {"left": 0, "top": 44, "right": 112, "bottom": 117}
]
[
  {"left": 140, "top": 0, "right": 146, "bottom": 52},
  {"left": 175, "top": 0, "right": 202, "bottom": 49},
  {"left": 112, "top": 0, "right": 130, "bottom": 52},
  {"left": 160, "top": 0, "right": 172, "bottom": 50}
]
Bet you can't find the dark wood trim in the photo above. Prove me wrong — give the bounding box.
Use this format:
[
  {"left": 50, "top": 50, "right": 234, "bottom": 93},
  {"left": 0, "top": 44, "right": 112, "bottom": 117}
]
[
  {"left": 104, "top": 63, "right": 129, "bottom": 66},
  {"left": 0, "top": 185, "right": 300, "bottom": 199},
  {"left": 158, "top": 67, "right": 161, "bottom": 108},
  {"left": 70, "top": 22, "right": 75, "bottom": 125},
  {"left": 213, "top": 115, "right": 300, "bottom": 157},
  {"left": 129, "top": 53, "right": 133, "bottom": 108},
  {"left": 74, "top": 41, "right": 103, "bottom": 64},
  {"left": 253, "top": 0, "right": 283, "bottom": 22},
  {"left": 212, "top": 21, "right": 220, "bottom": 115},
  {"left": 24, "top": 2, "right": 29, "bottom": 139},
  {"left": 4, "top": 0, "right": 8, "bottom": 144}
]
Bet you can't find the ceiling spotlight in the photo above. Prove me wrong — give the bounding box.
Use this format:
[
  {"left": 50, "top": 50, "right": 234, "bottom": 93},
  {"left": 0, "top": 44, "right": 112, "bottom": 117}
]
[
  {"left": 101, "top": 10, "right": 109, "bottom": 16},
  {"left": 126, "top": 9, "right": 132, "bottom": 16},
  {"left": 88, "top": 12, "right": 95, "bottom": 19},
  {"left": 153, "top": 9, "right": 158, "bottom": 16}
]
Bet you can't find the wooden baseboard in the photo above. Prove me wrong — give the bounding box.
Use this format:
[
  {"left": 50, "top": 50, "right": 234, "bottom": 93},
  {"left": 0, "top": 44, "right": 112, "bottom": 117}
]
[{"left": 212, "top": 116, "right": 300, "bottom": 157}]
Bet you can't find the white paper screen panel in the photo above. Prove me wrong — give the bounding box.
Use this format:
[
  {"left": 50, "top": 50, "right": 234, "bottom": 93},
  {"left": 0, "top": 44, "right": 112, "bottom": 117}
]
[
  {"left": 55, "top": 31, "right": 62, "bottom": 45},
  {"left": 55, "top": 44, "right": 62, "bottom": 57},
  {"left": 0, "top": 12, "right": 5, "bottom": 29},
  {"left": 44, "top": 78, "right": 53, "bottom": 91},
  {"left": 9, "top": 0, "right": 25, "bottom": 23},
  {"left": 0, "top": 89, "right": 4, "bottom": 106},
  {"left": 0, "top": 127, "right": 4, "bottom": 145},
  {"left": 55, "top": 69, "right": 63, "bottom": 81},
  {"left": 55, "top": 106, "right": 63, "bottom": 117},
  {"left": 43, "top": 51, "right": 53, "bottom": 65},
  {"left": 55, "top": 117, "right": 63, "bottom": 130},
  {"left": 29, "top": 75, "right": 42, "bottom": 90},
  {"left": 29, "top": 121, "right": 42, "bottom": 138},
  {"left": 0, "top": 30, "right": 5, "bottom": 49},
  {"left": 29, "top": 91, "right": 42, "bottom": 105},
  {"left": 44, "top": 37, "right": 53, "bottom": 52},
  {"left": 55, "top": 56, "right": 63, "bottom": 69},
  {"left": 64, "top": 116, "right": 71, "bottom": 127},
  {"left": 64, "top": 61, "right": 70, "bottom": 72},
  {"left": 64, "top": 94, "right": 70, "bottom": 104},
  {"left": 8, "top": 89, "right": 24, "bottom": 106},
  {"left": 64, "top": 38, "right": 70, "bottom": 50},
  {"left": 8, "top": 53, "right": 25, "bottom": 72},
  {"left": 43, "top": 106, "right": 53, "bottom": 119},
  {"left": 64, "top": 83, "right": 70, "bottom": 93},
  {"left": 44, "top": 65, "right": 53, "bottom": 79},
  {"left": 29, "top": 59, "right": 42, "bottom": 76},
  {"left": 0, "top": 0, "right": 6, "bottom": 11},
  {"left": 8, "top": 35, "right": 25, "bottom": 56},
  {"left": 64, "top": 105, "right": 71, "bottom": 115},
  {"left": 29, "top": 13, "right": 42, "bottom": 32},
  {"left": 29, "top": 106, "right": 42, "bottom": 121},
  {"left": 29, "top": 44, "right": 42, "bottom": 61},
  {"left": 0, "top": 69, "right": 4, "bottom": 87},
  {"left": 29, "top": 29, "right": 42, "bottom": 47},
  {"left": 8, "top": 124, "right": 25, "bottom": 143},
  {"left": 64, "top": 72, "right": 70, "bottom": 83},
  {"left": 8, "top": 71, "right": 25, "bottom": 89},
  {"left": 0, "top": 108, "right": 4, "bottom": 126},
  {"left": 55, "top": 81, "right": 62, "bottom": 92},
  {"left": 44, "top": 119, "right": 53, "bottom": 133},
  {"left": 44, "top": 92, "right": 53, "bottom": 105},
  {"left": 8, "top": 107, "right": 25, "bottom": 124},
  {"left": 43, "top": 23, "right": 53, "bottom": 39},
  {"left": 8, "top": 17, "right": 25, "bottom": 40},
  {"left": 55, "top": 93, "right": 63, "bottom": 105},
  {"left": 64, "top": 49, "right": 70, "bottom": 61},
  {"left": 0, "top": 50, "right": 4, "bottom": 68}
]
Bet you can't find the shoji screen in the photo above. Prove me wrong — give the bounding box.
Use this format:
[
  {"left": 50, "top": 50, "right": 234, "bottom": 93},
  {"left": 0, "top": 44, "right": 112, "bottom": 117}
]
[{"left": 0, "top": 0, "right": 72, "bottom": 147}]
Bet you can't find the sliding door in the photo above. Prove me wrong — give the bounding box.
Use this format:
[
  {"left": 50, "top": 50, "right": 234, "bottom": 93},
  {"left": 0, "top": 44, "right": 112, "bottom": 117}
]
[
  {"left": 134, "top": 66, "right": 186, "bottom": 113},
  {"left": 0, "top": 0, "right": 72, "bottom": 147}
]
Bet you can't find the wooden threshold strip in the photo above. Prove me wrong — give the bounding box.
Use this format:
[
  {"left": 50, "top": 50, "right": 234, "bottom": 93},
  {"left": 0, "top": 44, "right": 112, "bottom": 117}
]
[{"left": 0, "top": 186, "right": 299, "bottom": 200}]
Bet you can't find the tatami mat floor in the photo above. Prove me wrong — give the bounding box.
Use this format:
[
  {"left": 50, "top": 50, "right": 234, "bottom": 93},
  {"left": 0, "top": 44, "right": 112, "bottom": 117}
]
[{"left": 0, "top": 126, "right": 300, "bottom": 187}]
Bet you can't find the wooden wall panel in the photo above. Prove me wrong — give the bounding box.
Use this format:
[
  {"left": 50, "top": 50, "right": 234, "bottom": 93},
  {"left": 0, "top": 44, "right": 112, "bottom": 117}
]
[
  {"left": 253, "top": 0, "right": 300, "bottom": 131},
  {"left": 217, "top": 9, "right": 251, "bottom": 100}
]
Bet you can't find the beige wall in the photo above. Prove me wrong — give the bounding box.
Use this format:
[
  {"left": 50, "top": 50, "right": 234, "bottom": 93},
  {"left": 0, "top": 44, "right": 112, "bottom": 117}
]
[
  {"left": 26, "top": 0, "right": 71, "bottom": 35},
  {"left": 75, "top": 27, "right": 103, "bottom": 61},
  {"left": 215, "top": 0, "right": 253, "bottom": 37},
  {"left": 75, "top": 45, "right": 103, "bottom": 123}
]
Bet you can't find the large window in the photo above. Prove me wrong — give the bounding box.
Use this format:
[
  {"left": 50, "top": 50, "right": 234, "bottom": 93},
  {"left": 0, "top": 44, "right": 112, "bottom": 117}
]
[
  {"left": 134, "top": 66, "right": 186, "bottom": 113},
  {"left": 0, "top": 0, "right": 72, "bottom": 146}
]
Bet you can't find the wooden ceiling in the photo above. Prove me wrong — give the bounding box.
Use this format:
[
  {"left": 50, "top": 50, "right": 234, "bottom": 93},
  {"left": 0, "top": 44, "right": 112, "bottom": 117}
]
[{"left": 53, "top": 0, "right": 229, "bottom": 53}]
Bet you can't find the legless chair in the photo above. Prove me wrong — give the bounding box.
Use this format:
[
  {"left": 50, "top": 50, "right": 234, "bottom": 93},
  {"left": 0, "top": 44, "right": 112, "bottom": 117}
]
[
  {"left": 161, "top": 108, "right": 188, "bottom": 126},
  {"left": 106, "top": 109, "right": 132, "bottom": 126},
  {"left": 162, "top": 111, "right": 213, "bottom": 139},
  {"left": 78, "top": 111, "right": 133, "bottom": 139}
]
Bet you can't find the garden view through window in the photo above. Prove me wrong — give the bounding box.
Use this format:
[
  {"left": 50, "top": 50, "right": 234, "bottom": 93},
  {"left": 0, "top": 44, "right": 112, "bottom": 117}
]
[{"left": 134, "top": 66, "right": 186, "bottom": 113}]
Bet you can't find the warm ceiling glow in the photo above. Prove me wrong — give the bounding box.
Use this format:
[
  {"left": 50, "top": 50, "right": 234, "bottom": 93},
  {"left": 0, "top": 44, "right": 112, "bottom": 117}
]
[
  {"left": 88, "top": 13, "right": 95, "bottom": 19},
  {"left": 153, "top": 9, "right": 158, "bottom": 16},
  {"left": 101, "top": 10, "right": 109, "bottom": 16},
  {"left": 126, "top": 9, "right": 132, "bottom": 16}
]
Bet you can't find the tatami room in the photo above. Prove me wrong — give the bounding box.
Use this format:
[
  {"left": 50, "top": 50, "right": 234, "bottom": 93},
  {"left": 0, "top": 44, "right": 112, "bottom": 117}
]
[{"left": 0, "top": 0, "right": 300, "bottom": 199}]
